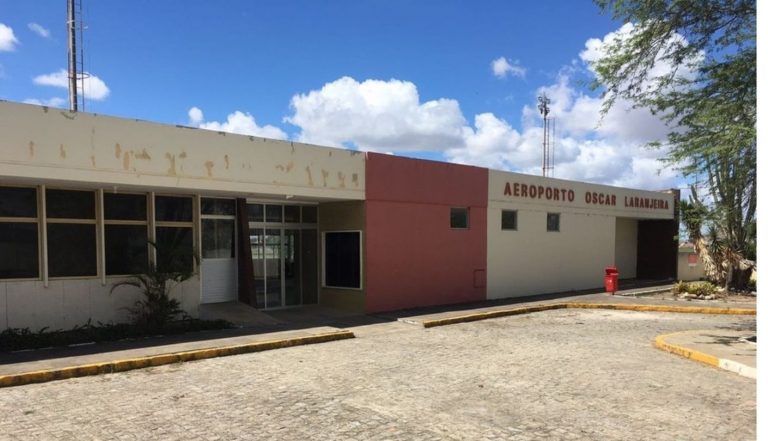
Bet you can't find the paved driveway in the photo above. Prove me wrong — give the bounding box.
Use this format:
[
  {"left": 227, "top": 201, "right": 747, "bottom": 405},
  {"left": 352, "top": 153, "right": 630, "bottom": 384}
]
[{"left": 0, "top": 309, "right": 756, "bottom": 440}]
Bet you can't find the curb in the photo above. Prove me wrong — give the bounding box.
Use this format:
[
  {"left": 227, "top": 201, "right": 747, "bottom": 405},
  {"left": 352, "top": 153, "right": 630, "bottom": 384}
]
[
  {"left": 614, "top": 287, "right": 671, "bottom": 297},
  {"left": 0, "top": 329, "right": 355, "bottom": 388},
  {"left": 654, "top": 332, "right": 756, "bottom": 379},
  {"left": 420, "top": 303, "right": 755, "bottom": 328}
]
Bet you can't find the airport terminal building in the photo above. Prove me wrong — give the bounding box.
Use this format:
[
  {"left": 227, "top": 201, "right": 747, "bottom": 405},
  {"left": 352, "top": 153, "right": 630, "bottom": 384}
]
[{"left": 0, "top": 101, "right": 678, "bottom": 330}]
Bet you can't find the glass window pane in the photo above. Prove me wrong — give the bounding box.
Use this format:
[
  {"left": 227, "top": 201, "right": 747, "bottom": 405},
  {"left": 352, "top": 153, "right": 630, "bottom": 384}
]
[
  {"left": 201, "top": 198, "right": 235, "bottom": 216},
  {"left": 155, "top": 196, "right": 193, "bottom": 222},
  {"left": 247, "top": 204, "right": 264, "bottom": 222},
  {"left": 324, "top": 231, "right": 361, "bottom": 289},
  {"left": 0, "top": 187, "right": 37, "bottom": 218},
  {"left": 47, "top": 224, "right": 97, "bottom": 277},
  {"left": 450, "top": 207, "right": 469, "bottom": 229},
  {"left": 202, "top": 219, "right": 235, "bottom": 258},
  {"left": 46, "top": 189, "right": 95, "bottom": 219},
  {"left": 0, "top": 223, "right": 39, "bottom": 278},
  {"left": 105, "top": 225, "right": 148, "bottom": 275},
  {"left": 265, "top": 205, "right": 282, "bottom": 223},
  {"left": 301, "top": 206, "right": 317, "bottom": 224},
  {"left": 104, "top": 193, "right": 147, "bottom": 221},
  {"left": 547, "top": 213, "right": 560, "bottom": 232},
  {"left": 501, "top": 210, "right": 517, "bottom": 230},
  {"left": 155, "top": 226, "right": 194, "bottom": 272},
  {"left": 284, "top": 205, "right": 300, "bottom": 223}
]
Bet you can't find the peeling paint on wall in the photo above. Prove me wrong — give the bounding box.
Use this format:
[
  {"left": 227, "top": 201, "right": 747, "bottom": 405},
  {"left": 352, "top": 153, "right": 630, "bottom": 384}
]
[
  {"left": 115, "top": 143, "right": 122, "bottom": 159},
  {"left": 224, "top": 155, "right": 230, "bottom": 170},
  {"left": 123, "top": 151, "right": 131, "bottom": 170},
  {"left": 321, "top": 169, "right": 329, "bottom": 187},
  {"left": 28, "top": 141, "right": 34, "bottom": 158},
  {"left": 59, "top": 144, "right": 66, "bottom": 159},
  {"left": 204, "top": 160, "right": 214, "bottom": 177},
  {"left": 352, "top": 173, "right": 359, "bottom": 187},
  {"left": 306, "top": 166, "right": 314, "bottom": 186},
  {"left": 165, "top": 153, "right": 177, "bottom": 176},
  {"left": 337, "top": 172, "right": 346, "bottom": 188},
  {"left": 91, "top": 155, "right": 96, "bottom": 167},
  {"left": 135, "top": 149, "right": 151, "bottom": 160}
]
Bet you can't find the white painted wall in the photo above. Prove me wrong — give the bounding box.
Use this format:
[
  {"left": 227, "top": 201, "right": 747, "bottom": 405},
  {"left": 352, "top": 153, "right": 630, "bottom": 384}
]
[
  {"left": 487, "top": 170, "right": 675, "bottom": 300},
  {"left": 614, "top": 218, "right": 638, "bottom": 279},
  {"left": 0, "top": 276, "right": 199, "bottom": 331},
  {"left": 487, "top": 206, "right": 615, "bottom": 299},
  {"left": 0, "top": 101, "right": 365, "bottom": 200},
  {"left": 677, "top": 249, "right": 706, "bottom": 281}
]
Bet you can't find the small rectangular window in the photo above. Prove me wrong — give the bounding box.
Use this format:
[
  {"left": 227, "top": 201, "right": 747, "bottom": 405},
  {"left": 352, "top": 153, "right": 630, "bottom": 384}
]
[
  {"left": 547, "top": 213, "right": 560, "bottom": 232},
  {"left": 0, "top": 187, "right": 37, "bottom": 217},
  {"left": 501, "top": 210, "right": 517, "bottom": 230},
  {"left": 324, "top": 231, "right": 361, "bottom": 289},
  {"left": 201, "top": 198, "right": 235, "bottom": 216},
  {"left": 155, "top": 195, "right": 193, "bottom": 222},
  {"left": 450, "top": 207, "right": 469, "bottom": 229},
  {"left": 104, "top": 193, "right": 147, "bottom": 221},
  {"left": 46, "top": 189, "right": 95, "bottom": 219}
]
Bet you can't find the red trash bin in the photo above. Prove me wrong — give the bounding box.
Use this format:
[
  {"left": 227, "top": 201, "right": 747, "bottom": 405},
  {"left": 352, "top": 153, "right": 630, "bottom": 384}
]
[{"left": 604, "top": 266, "right": 619, "bottom": 294}]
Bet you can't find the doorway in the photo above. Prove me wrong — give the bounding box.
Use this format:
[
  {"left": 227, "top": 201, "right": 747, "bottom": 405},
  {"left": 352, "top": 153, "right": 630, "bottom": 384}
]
[
  {"left": 201, "top": 198, "right": 238, "bottom": 304},
  {"left": 248, "top": 203, "right": 318, "bottom": 309}
]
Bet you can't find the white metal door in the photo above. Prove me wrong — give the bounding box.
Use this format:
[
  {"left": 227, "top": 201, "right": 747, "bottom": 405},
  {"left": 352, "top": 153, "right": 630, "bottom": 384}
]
[{"left": 201, "top": 200, "right": 237, "bottom": 304}]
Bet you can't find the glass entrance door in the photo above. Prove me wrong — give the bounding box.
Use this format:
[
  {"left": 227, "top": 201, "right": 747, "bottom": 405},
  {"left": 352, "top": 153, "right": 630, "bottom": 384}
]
[{"left": 247, "top": 203, "right": 318, "bottom": 309}]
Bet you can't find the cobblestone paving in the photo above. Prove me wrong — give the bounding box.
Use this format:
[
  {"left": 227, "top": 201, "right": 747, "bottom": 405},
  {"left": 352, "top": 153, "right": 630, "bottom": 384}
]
[{"left": 0, "top": 310, "right": 756, "bottom": 440}]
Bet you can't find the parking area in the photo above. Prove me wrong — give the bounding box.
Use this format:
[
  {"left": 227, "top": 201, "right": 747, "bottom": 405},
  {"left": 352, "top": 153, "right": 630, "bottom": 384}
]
[{"left": 0, "top": 309, "right": 756, "bottom": 440}]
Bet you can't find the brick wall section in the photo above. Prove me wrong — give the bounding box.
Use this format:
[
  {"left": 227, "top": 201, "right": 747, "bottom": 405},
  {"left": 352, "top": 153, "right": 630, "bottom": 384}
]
[{"left": 365, "top": 153, "right": 488, "bottom": 313}]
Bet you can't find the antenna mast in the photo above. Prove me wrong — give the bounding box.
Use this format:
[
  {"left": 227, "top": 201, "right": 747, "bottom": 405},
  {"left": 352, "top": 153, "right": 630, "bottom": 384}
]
[
  {"left": 538, "top": 93, "right": 555, "bottom": 177},
  {"left": 67, "top": 0, "right": 86, "bottom": 111}
]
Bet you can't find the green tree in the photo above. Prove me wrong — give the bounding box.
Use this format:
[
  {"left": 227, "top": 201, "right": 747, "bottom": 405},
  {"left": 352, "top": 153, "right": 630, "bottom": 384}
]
[{"left": 591, "top": 0, "right": 756, "bottom": 289}]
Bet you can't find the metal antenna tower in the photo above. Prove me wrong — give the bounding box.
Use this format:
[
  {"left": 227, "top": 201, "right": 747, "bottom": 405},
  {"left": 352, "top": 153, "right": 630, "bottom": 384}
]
[
  {"left": 538, "top": 93, "right": 555, "bottom": 177},
  {"left": 67, "top": 0, "right": 87, "bottom": 111}
]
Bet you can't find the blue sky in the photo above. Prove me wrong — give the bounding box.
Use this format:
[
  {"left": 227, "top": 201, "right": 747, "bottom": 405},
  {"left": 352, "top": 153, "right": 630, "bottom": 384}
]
[{"left": 0, "top": 1, "right": 683, "bottom": 190}]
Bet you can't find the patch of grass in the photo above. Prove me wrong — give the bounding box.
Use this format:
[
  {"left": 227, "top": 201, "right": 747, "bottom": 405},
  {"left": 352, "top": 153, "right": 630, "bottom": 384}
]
[
  {"left": 672, "top": 280, "right": 718, "bottom": 297},
  {"left": 0, "top": 317, "right": 232, "bottom": 352}
]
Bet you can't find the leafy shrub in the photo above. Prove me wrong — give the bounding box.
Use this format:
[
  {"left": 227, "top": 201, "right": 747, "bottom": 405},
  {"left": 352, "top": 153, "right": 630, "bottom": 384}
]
[{"left": 673, "top": 280, "right": 718, "bottom": 296}]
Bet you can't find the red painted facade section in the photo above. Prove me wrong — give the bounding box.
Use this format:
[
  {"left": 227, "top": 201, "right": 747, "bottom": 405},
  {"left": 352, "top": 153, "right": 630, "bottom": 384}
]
[{"left": 365, "top": 153, "right": 488, "bottom": 313}]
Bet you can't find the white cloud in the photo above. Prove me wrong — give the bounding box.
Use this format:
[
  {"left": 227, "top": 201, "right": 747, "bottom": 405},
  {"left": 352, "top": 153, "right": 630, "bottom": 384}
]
[
  {"left": 27, "top": 22, "right": 50, "bottom": 38},
  {"left": 190, "top": 107, "right": 287, "bottom": 140},
  {"left": 188, "top": 106, "right": 203, "bottom": 125},
  {"left": 33, "top": 69, "right": 110, "bottom": 100},
  {"left": 285, "top": 76, "right": 466, "bottom": 151},
  {"left": 23, "top": 97, "right": 67, "bottom": 108},
  {"left": 491, "top": 57, "right": 526, "bottom": 79},
  {"left": 0, "top": 23, "right": 20, "bottom": 51}
]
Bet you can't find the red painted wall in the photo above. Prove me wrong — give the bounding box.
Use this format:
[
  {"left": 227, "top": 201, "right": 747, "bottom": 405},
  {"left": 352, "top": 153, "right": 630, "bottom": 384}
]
[{"left": 365, "top": 153, "right": 488, "bottom": 313}]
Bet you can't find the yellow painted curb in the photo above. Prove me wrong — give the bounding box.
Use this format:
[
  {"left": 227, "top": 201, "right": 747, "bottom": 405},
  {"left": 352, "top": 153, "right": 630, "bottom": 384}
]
[
  {"left": 654, "top": 332, "right": 720, "bottom": 367},
  {"left": 0, "top": 330, "right": 355, "bottom": 388},
  {"left": 420, "top": 302, "right": 755, "bottom": 328}
]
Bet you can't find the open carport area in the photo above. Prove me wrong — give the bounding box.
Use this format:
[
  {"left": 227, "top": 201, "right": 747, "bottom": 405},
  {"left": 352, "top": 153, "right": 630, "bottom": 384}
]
[{"left": 0, "top": 308, "right": 755, "bottom": 440}]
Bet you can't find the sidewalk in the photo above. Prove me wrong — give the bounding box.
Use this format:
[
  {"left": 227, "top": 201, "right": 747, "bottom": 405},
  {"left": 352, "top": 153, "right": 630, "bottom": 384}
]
[{"left": 1, "top": 286, "right": 756, "bottom": 387}]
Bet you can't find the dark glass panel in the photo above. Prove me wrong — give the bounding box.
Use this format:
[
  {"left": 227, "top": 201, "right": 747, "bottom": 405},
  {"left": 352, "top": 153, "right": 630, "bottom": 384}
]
[
  {"left": 155, "top": 196, "right": 193, "bottom": 222},
  {"left": 0, "top": 187, "right": 37, "bottom": 218},
  {"left": 324, "top": 231, "right": 361, "bottom": 289},
  {"left": 247, "top": 204, "right": 264, "bottom": 222},
  {"left": 301, "top": 206, "right": 317, "bottom": 224},
  {"left": 46, "top": 189, "right": 95, "bottom": 219},
  {"left": 104, "top": 193, "right": 147, "bottom": 221},
  {"left": 105, "top": 225, "right": 148, "bottom": 275},
  {"left": 501, "top": 210, "right": 517, "bottom": 230},
  {"left": 265, "top": 205, "right": 282, "bottom": 223},
  {"left": 450, "top": 207, "right": 469, "bottom": 229},
  {"left": 201, "top": 198, "right": 235, "bottom": 216},
  {"left": 0, "top": 223, "right": 39, "bottom": 278},
  {"left": 202, "top": 219, "right": 235, "bottom": 259},
  {"left": 155, "top": 227, "right": 194, "bottom": 272},
  {"left": 284, "top": 205, "right": 300, "bottom": 223},
  {"left": 547, "top": 213, "right": 560, "bottom": 232},
  {"left": 47, "top": 224, "right": 97, "bottom": 277}
]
